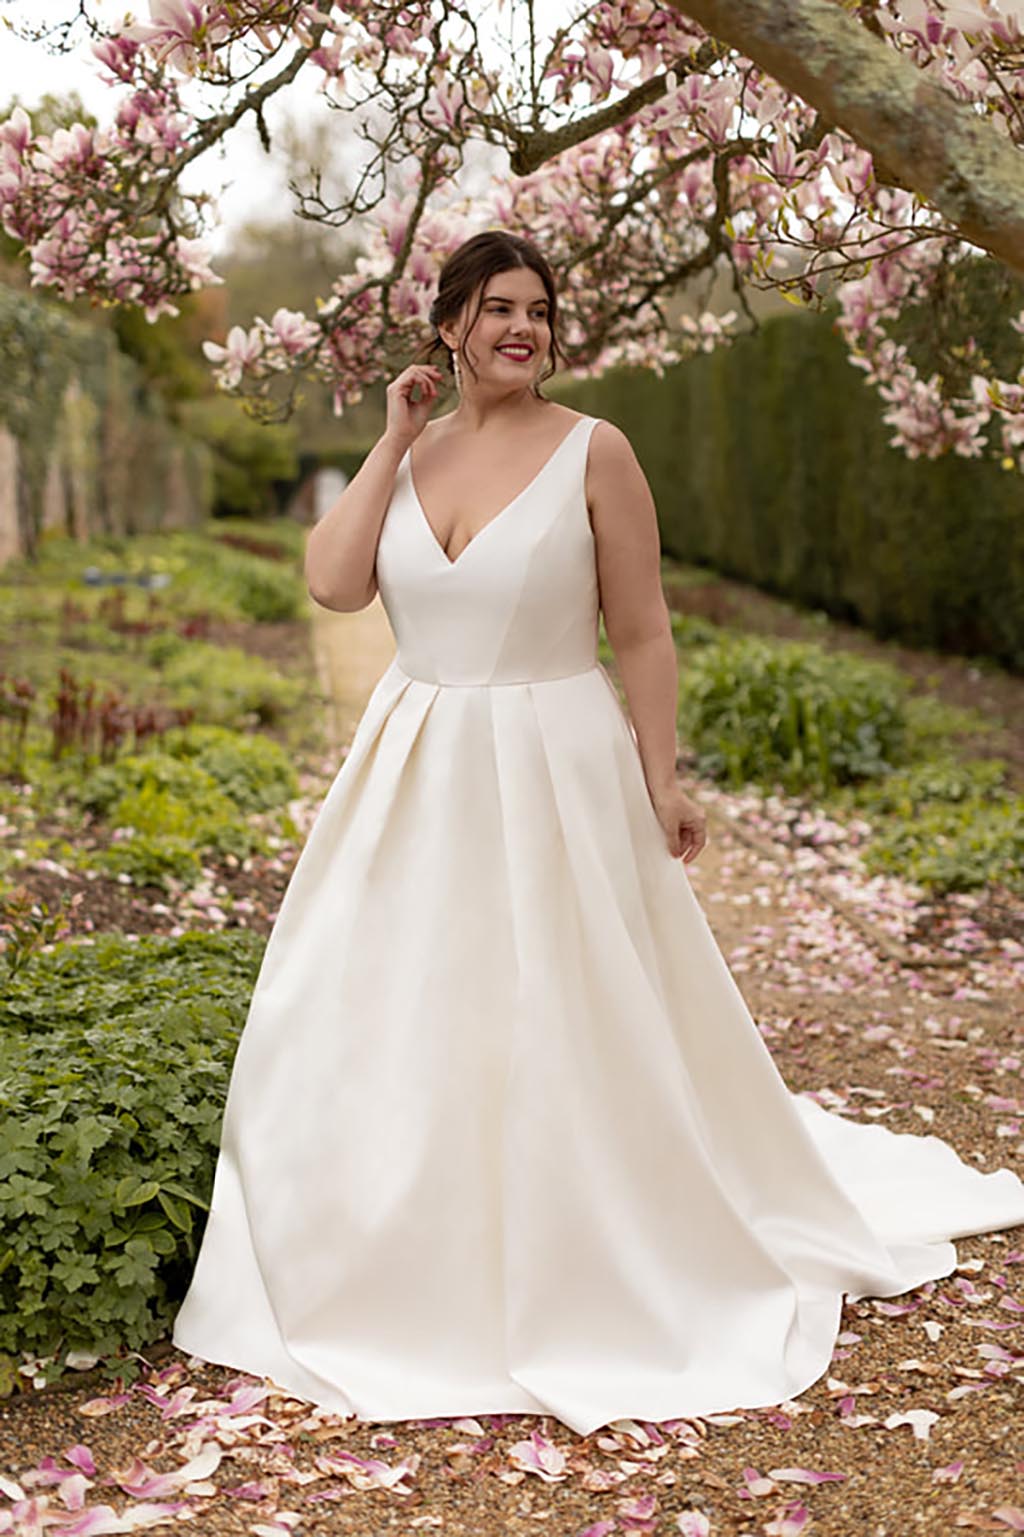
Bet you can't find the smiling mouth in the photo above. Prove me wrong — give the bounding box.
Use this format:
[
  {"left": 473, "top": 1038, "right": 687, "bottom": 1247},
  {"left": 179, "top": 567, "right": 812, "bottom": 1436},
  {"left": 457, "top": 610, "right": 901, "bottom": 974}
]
[{"left": 496, "top": 346, "right": 534, "bottom": 361}]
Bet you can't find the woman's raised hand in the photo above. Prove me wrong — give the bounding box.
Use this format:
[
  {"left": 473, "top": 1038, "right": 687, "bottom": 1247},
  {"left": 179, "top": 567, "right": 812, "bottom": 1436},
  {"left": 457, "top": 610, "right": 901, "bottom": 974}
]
[{"left": 384, "top": 364, "right": 445, "bottom": 448}]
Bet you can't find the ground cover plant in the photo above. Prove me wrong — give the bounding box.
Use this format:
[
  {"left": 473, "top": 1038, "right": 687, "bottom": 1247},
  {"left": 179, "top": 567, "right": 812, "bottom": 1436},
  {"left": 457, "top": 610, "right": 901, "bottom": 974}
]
[
  {"left": 0, "top": 930, "right": 264, "bottom": 1364},
  {"left": 664, "top": 586, "right": 1024, "bottom": 904}
]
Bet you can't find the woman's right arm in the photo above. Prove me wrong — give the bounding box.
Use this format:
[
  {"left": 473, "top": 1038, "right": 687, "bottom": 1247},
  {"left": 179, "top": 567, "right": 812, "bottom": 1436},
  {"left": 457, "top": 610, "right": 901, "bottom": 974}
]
[{"left": 304, "top": 363, "right": 443, "bottom": 612}]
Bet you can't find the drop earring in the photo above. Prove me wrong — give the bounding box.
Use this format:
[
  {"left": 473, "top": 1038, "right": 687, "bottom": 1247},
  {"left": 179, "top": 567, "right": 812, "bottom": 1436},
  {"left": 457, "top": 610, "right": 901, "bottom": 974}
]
[{"left": 452, "top": 349, "right": 463, "bottom": 394}]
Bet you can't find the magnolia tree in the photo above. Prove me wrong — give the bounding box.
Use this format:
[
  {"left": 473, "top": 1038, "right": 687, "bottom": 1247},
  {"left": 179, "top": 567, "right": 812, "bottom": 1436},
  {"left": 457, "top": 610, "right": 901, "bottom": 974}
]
[{"left": 5, "top": 0, "right": 1024, "bottom": 465}]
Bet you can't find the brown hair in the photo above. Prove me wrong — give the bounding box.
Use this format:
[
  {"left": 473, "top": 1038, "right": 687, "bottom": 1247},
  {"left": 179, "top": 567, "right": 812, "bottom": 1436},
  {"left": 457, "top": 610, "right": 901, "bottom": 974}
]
[{"left": 415, "top": 229, "right": 567, "bottom": 398}]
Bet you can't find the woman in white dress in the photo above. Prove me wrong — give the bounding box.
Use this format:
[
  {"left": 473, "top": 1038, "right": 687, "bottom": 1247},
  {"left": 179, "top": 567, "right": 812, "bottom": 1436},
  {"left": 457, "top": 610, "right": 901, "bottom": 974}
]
[{"left": 172, "top": 230, "right": 1024, "bottom": 1437}]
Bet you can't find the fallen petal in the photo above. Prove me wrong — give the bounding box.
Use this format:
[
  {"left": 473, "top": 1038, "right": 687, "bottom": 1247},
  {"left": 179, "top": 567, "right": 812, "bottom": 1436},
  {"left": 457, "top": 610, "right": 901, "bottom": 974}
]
[{"left": 767, "top": 1468, "right": 847, "bottom": 1485}]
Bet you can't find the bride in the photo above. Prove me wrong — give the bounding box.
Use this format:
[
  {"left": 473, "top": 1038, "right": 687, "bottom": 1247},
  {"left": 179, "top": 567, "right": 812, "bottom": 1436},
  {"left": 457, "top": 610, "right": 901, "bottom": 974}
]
[
  {"left": 304, "top": 229, "right": 709, "bottom": 869},
  {"left": 173, "top": 228, "right": 1024, "bottom": 1438}
]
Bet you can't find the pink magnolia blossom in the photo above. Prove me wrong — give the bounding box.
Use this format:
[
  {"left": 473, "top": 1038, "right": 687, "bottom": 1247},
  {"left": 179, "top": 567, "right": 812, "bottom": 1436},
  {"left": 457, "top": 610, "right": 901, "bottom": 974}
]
[
  {"left": 2, "top": 1, "right": 1023, "bottom": 464},
  {"left": 202, "top": 325, "right": 264, "bottom": 386},
  {"left": 122, "top": 0, "right": 232, "bottom": 77}
]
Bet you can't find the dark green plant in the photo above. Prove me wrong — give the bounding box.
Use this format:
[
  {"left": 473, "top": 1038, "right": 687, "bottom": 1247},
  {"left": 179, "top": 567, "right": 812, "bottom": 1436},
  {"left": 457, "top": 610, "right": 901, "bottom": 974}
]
[
  {"left": 72, "top": 751, "right": 274, "bottom": 889},
  {"left": 669, "top": 611, "right": 723, "bottom": 649},
  {"left": 678, "top": 634, "right": 910, "bottom": 793},
  {"left": 850, "top": 755, "right": 1013, "bottom": 816},
  {"left": 0, "top": 931, "right": 263, "bottom": 1361},
  {"left": 179, "top": 397, "right": 299, "bottom": 519},
  {"left": 160, "top": 724, "right": 299, "bottom": 811},
  {"left": 78, "top": 752, "right": 228, "bottom": 817},
  {"left": 153, "top": 641, "right": 304, "bottom": 726},
  {"left": 0, "top": 887, "right": 73, "bottom": 978}
]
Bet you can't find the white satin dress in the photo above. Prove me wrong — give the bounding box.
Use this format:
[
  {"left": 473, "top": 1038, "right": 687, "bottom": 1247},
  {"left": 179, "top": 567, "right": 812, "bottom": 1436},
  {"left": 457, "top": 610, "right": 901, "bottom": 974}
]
[{"left": 173, "top": 411, "right": 1024, "bottom": 1436}]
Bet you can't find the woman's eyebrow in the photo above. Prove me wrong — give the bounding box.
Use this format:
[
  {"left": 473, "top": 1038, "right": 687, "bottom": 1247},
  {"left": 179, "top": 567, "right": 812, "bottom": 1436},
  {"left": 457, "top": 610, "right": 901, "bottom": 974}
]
[{"left": 483, "top": 295, "right": 549, "bottom": 307}]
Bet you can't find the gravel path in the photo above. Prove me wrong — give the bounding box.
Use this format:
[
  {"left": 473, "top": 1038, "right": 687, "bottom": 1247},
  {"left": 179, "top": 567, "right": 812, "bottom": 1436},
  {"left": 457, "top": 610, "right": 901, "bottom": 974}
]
[{"left": 2, "top": 597, "right": 1022, "bottom": 1537}]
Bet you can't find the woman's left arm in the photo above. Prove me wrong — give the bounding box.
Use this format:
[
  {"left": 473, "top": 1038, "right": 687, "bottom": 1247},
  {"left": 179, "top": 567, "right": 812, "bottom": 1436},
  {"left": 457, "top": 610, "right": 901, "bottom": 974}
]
[{"left": 586, "top": 421, "right": 707, "bottom": 864}]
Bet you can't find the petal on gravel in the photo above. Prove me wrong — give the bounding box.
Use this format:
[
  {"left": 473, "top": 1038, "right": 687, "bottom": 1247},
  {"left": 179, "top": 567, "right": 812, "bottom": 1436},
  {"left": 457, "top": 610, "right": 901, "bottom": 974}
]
[
  {"left": 79, "top": 1395, "right": 132, "bottom": 1417},
  {"left": 59, "top": 1473, "right": 92, "bottom": 1510},
  {"left": 933, "top": 1460, "right": 966, "bottom": 1483},
  {"left": 313, "top": 1449, "right": 420, "bottom": 1493},
  {"left": 616, "top": 1490, "right": 658, "bottom": 1529},
  {"left": 993, "top": 1510, "right": 1024, "bottom": 1532},
  {"left": 250, "top": 1512, "right": 302, "bottom": 1535},
  {"left": 64, "top": 1447, "right": 98, "bottom": 1477},
  {"left": 764, "top": 1503, "right": 811, "bottom": 1536},
  {"left": 676, "top": 1513, "right": 712, "bottom": 1536},
  {"left": 112, "top": 1441, "right": 222, "bottom": 1497},
  {"left": 767, "top": 1468, "right": 847, "bottom": 1485},
  {"left": 739, "top": 1467, "right": 778, "bottom": 1497},
  {"left": 508, "top": 1430, "right": 569, "bottom": 1482},
  {"left": 884, "top": 1410, "right": 940, "bottom": 1441},
  {"left": 57, "top": 1503, "right": 190, "bottom": 1535}
]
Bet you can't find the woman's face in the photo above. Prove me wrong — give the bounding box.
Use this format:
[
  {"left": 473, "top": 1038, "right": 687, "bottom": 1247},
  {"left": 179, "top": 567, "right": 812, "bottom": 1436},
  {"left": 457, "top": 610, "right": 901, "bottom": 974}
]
[{"left": 442, "top": 266, "right": 553, "bottom": 393}]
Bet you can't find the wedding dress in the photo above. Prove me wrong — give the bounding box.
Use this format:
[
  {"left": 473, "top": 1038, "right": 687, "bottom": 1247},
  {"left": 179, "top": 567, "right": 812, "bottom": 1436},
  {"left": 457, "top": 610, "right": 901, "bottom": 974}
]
[{"left": 172, "top": 411, "right": 1024, "bottom": 1437}]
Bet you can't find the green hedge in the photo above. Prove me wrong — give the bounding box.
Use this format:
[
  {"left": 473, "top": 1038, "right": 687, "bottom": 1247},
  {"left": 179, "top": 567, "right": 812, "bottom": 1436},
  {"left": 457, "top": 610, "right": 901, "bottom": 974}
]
[
  {"left": 554, "top": 310, "right": 1024, "bottom": 670},
  {"left": 0, "top": 931, "right": 261, "bottom": 1361}
]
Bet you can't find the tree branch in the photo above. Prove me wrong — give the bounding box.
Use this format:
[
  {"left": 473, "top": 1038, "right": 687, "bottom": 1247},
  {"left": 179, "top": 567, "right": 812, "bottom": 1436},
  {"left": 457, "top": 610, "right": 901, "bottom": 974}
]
[
  {"left": 666, "top": 0, "right": 1024, "bottom": 275},
  {"left": 499, "top": 39, "right": 722, "bottom": 175}
]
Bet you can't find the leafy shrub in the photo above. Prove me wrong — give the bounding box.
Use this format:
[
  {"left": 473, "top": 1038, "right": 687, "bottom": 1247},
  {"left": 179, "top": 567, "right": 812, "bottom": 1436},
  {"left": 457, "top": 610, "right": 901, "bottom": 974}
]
[
  {"left": 77, "top": 753, "right": 217, "bottom": 816},
  {"left": 89, "top": 833, "right": 205, "bottom": 888},
  {"left": 110, "top": 783, "right": 260, "bottom": 860},
  {"left": 154, "top": 640, "right": 303, "bottom": 726},
  {"left": 850, "top": 755, "right": 1013, "bottom": 816},
  {"left": 217, "top": 558, "right": 303, "bottom": 623},
  {"left": 161, "top": 724, "right": 298, "bottom": 811},
  {"left": 144, "top": 631, "right": 189, "bottom": 668},
  {"left": 178, "top": 397, "right": 298, "bottom": 520},
  {"left": 79, "top": 730, "right": 298, "bottom": 817},
  {"left": 670, "top": 610, "right": 723, "bottom": 649},
  {"left": 0, "top": 931, "right": 263, "bottom": 1361},
  {"left": 863, "top": 796, "right": 1024, "bottom": 894},
  {"left": 73, "top": 751, "right": 270, "bottom": 889},
  {"left": 678, "top": 634, "right": 910, "bottom": 793}
]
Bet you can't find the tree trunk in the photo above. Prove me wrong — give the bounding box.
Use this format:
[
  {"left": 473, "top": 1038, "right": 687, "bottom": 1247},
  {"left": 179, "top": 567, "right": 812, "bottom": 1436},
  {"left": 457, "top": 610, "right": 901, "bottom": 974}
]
[{"left": 672, "top": 0, "right": 1024, "bottom": 274}]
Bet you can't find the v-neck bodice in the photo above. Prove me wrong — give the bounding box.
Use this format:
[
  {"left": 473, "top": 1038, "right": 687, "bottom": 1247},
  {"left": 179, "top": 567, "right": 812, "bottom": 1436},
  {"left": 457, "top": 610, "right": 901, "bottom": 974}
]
[
  {"left": 408, "top": 416, "right": 590, "bottom": 569},
  {"left": 375, "top": 413, "right": 601, "bottom": 686}
]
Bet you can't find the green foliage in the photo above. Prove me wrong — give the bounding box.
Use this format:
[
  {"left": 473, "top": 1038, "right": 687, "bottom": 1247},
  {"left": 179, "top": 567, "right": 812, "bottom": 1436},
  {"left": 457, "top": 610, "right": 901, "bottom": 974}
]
[
  {"left": 160, "top": 724, "right": 299, "bottom": 811},
  {"left": 3, "top": 520, "right": 305, "bottom": 627},
  {"left": 849, "top": 754, "right": 1013, "bottom": 816},
  {"left": 110, "top": 300, "right": 211, "bottom": 408},
  {"left": 862, "top": 796, "right": 1024, "bottom": 894},
  {"left": 215, "top": 553, "right": 304, "bottom": 622},
  {"left": 72, "top": 750, "right": 274, "bottom": 889},
  {"left": 678, "top": 634, "right": 910, "bottom": 793},
  {"left": 0, "top": 931, "right": 262, "bottom": 1359},
  {"left": 77, "top": 754, "right": 219, "bottom": 817},
  {"left": 669, "top": 610, "right": 723, "bottom": 649},
  {"left": 150, "top": 638, "right": 304, "bottom": 725},
  {"left": 110, "top": 781, "right": 259, "bottom": 859},
  {"left": 179, "top": 397, "right": 300, "bottom": 519},
  {"left": 556, "top": 309, "right": 1024, "bottom": 671},
  {"left": 831, "top": 753, "right": 1024, "bottom": 895},
  {"left": 87, "top": 833, "right": 205, "bottom": 888}
]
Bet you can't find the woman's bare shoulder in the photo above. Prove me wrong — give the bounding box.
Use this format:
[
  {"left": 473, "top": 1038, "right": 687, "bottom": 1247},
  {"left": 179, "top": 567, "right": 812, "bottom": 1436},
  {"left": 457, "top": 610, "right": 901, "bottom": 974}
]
[{"left": 586, "top": 417, "right": 640, "bottom": 477}]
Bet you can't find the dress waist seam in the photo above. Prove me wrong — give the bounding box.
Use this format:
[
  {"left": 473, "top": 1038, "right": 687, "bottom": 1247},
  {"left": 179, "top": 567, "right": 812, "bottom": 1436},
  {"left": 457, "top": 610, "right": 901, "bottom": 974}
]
[{"left": 393, "top": 659, "right": 600, "bottom": 688}]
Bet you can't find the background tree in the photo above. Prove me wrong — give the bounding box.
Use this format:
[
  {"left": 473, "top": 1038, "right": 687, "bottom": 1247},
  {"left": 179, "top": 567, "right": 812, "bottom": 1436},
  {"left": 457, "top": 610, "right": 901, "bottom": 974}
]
[{"left": 4, "top": 1, "right": 1024, "bottom": 466}]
